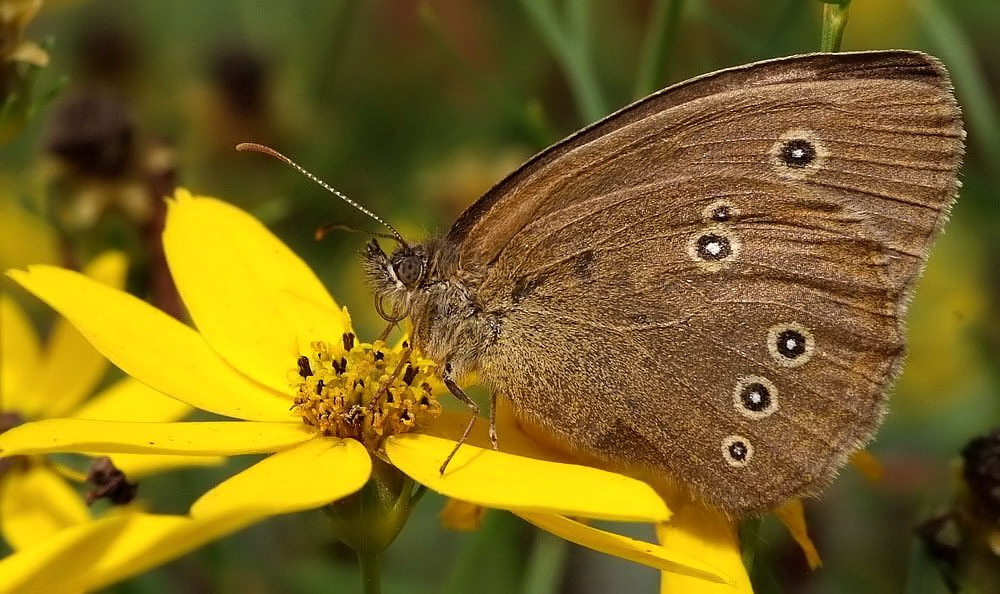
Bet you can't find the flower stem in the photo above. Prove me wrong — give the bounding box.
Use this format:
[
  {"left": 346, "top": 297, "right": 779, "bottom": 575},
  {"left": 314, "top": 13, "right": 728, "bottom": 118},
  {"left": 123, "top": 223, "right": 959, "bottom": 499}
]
[
  {"left": 357, "top": 549, "right": 382, "bottom": 594},
  {"left": 819, "top": 0, "right": 851, "bottom": 52},
  {"left": 325, "top": 459, "right": 419, "bottom": 594},
  {"left": 633, "top": 0, "right": 686, "bottom": 98},
  {"left": 519, "top": 0, "right": 607, "bottom": 123}
]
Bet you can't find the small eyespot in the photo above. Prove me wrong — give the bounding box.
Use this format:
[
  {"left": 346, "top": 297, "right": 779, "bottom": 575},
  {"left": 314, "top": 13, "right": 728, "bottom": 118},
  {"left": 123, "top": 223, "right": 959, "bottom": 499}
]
[
  {"left": 734, "top": 376, "right": 778, "bottom": 419},
  {"left": 779, "top": 139, "right": 816, "bottom": 168},
  {"left": 769, "top": 129, "right": 827, "bottom": 179},
  {"left": 702, "top": 200, "right": 738, "bottom": 223},
  {"left": 687, "top": 227, "right": 740, "bottom": 271},
  {"left": 767, "top": 322, "right": 814, "bottom": 367},
  {"left": 722, "top": 435, "right": 754, "bottom": 468}
]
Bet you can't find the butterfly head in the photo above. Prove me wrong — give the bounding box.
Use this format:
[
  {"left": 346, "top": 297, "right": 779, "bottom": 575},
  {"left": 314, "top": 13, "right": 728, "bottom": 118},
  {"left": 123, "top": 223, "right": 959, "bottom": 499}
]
[{"left": 364, "top": 238, "right": 429, "bottom": 322}]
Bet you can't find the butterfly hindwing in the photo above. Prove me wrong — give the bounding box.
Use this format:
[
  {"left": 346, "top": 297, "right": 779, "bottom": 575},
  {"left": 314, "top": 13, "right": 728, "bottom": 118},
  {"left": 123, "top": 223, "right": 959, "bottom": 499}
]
[{"left": 458, "top": 51, "right": 962, "bottom": 514}]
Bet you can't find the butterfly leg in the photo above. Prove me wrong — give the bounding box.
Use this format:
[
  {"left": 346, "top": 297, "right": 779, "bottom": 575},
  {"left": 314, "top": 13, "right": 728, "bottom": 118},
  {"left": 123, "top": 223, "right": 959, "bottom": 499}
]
[
  {"left": 439, "top": 361, "right": 479, "bottom": 474},
  {"left": 368, "top": 343, "right": 411, "bottom": 417},
  {"left": 488, "top": 392, "right": 498, "bottom": 451}
]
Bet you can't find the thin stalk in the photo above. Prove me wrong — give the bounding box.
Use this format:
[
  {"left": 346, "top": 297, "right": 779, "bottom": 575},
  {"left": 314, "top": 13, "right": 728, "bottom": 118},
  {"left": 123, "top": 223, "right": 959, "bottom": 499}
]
[
  {"left": 914, "top": 0, "right": 1000, "bottom": 188},
  {"left": 357, "top": 549, "right": 382, "bottom": 594},
  {"left": 819, "top": 1, "right": 851, "bottom": 52},
  {"left": 519, "top": 0, "right": 607, "bottom": 122},
  {"left": 739, "top": 517, "right": 762, "bottom": 572},
  {"left": 633, "top": 0, "right": 686, "bottom": 98},
  {"left": 520, "top": 530, "right": 569, "bottom": 594}
]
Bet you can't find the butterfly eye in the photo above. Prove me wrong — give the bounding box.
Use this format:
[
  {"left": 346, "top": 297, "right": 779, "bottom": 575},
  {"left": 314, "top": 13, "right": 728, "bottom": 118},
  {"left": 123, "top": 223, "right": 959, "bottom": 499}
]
[{"left": 395, "top": 255, "right": 424, "bottom": 288}]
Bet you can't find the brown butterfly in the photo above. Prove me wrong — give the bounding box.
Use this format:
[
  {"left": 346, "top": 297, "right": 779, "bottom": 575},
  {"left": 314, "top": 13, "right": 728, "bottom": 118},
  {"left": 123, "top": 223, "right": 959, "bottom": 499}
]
[{"left": 247, "top": 50, "right": 965, "bottom": 516}]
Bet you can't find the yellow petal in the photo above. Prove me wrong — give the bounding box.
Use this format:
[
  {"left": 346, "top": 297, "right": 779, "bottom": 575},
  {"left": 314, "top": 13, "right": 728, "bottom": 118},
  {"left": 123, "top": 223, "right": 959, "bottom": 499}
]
[
  {"left": 773, "top": 498, "right": 822, "bottom": 570},
  {"left": 72, "top": 378, "right": 192, "bottom": 422},
  {"left": 0, "top": 294, "right": 41, "bottom": 415},
  {"left": 518, "top": 512, "right": 729, "bottom": 583},
  {"left": 82, "top": 512, "right": 259, "bottom": 591},
  {"left": 0, "top": 196, "right": 59, "bottom": 274},
  {"left": 386, "top": 433, "right": 669, "bottom": 522},
  {"left": 163, "top": 191, "right": 349, "bottom": 393},
  {"left": 656, "top": 501, "right": 753, "bottom": 594},
  {"left": 75, "top": 378, "right": 217, "bottom": 476},
  {"left": 0, "top": 515, "right": 129, "bottom": 594},
  {"left": 191, "top": 437, "right": 370, "bottom": 518},
  {"left": 108, "top": 453, "right": 226, "bottom": 478},
  {"left": 35, "top": 251, "right": 127, "bottom": 417},
  {"left": 8, "top": 40, "right": 49, "bottom": 66},
  {"left": 83, "top": 251, "right": 130, "bottom": 289},
  {"left": 0, "top": 419, "right": 316, "bottom": 457},
  {"left": 423, "top": 406, "right": 579, "bottom": 464},
  {"left": 850, "top": 450, "right": 884, "bottom": 482},
  {"left": 0, "top": 464, "right": 90, "bottom": 550},
  {"left": 440, "top": 498, "right": 486, "bottom": 531},
  {"left": 7, "top": 265, "right": 294, "bottom": 421}
]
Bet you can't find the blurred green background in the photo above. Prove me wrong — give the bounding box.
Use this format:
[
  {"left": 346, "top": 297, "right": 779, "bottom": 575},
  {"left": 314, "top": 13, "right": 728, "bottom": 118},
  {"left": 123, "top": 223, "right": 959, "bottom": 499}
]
[{"left": 1, "top": 0, "right": 998, "bottom": 592}]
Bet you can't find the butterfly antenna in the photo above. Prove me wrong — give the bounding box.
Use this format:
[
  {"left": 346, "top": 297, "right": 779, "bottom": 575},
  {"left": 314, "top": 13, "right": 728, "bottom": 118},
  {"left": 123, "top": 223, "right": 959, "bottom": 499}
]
[
  {"left": 236, "top": 142, "right": 409, "bottom": 248},
  {"left": 314, "top": 223, "right": 404, "bottom": 245}
]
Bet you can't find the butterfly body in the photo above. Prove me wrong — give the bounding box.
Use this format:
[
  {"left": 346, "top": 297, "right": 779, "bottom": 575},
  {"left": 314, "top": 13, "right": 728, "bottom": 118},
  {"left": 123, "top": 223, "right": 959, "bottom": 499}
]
[{"left": 365, "top": 50, "right": 964, "bottom": 516}]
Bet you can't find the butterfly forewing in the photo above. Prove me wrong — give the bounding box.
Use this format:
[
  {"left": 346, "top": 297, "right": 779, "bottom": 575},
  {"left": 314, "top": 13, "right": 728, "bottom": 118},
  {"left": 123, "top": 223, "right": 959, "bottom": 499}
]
[{"left": 454, "top": 51, "right": 963, "bottom": 515}]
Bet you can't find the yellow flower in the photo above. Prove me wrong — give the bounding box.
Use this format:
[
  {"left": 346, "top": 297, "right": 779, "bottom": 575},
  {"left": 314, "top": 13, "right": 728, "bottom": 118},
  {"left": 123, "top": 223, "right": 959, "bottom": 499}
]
[
  {"left": 0, "top": 510, "right": 258, "bottom": 593},
  {"left": 0, "top": 251, "right": 215, "bottom": 552},
  {"left": 656, "top": 500, "right": 752, "bottom": 594},
  {"left": 0, "top": 189, "right": 60, "bottom": 273},
  {"left": 2, "top": 189, "right": 744, "bottom": 589}
]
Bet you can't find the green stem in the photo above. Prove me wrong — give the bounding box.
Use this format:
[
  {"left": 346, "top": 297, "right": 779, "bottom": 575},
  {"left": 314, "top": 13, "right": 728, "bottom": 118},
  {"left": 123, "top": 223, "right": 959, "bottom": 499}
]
[
  {"left": 324, "top": 460, "right": 419, "bottom": 594},
  {"left": 633, "top": 0, "right": 685, "bottom": 98},
  {"left": 819, "top": 1, "right": 851, "bottom": 52},
  {"left": 520, "top": 530, "right": 569, "bottom": 594},
  {"left": 357, "top": 549, "right": 382, "bottom": 594},
  {"left": 739, "top": 517, "right": 762, "bottom": 572},
  {"left": 914, "top": 0, "right": 1000, "bottom": 189},
  {"left": 520, "top": 0, "right": 607, "bottom": 123}
]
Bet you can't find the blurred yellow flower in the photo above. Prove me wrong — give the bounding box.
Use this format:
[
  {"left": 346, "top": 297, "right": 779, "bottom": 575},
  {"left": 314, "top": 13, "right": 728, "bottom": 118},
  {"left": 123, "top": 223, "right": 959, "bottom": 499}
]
[
  {"left": 0, "top": 190, "right": 60, "bottom": 274},
  {"left": 2, "top": 189, "right": 744, "bottom": 589},
  {"left": 0, "top": 509, "right": 259, "bottom": 593},
  {"left": 0, "top": 251, "right": 214, "bottom": 553}
]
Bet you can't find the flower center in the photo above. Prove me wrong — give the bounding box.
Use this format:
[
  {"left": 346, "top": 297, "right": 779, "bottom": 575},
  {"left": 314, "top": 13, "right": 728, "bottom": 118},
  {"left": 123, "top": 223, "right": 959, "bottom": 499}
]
[{"left": 290, "top": 333, "right": 441, "bottom": 449}]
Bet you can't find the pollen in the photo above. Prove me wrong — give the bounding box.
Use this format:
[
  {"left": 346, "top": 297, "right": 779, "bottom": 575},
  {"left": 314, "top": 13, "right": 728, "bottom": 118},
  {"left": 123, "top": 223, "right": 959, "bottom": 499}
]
[{"left": 289, "top": 333, "right": 441, "bottom": 448}]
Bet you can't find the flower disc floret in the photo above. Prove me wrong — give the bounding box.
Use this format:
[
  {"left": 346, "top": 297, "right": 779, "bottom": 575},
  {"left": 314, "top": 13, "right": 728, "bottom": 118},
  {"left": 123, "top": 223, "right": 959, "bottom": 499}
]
[{"left": 290, "top": 334, "right": 441, "bottom": 448}]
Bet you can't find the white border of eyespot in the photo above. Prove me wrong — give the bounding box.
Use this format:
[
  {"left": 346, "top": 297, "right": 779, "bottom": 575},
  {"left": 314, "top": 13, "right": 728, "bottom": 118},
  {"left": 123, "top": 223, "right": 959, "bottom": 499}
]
[
  {"left": 733, "top": 375, "right": 779, "bottom": 420},
  {"left": 769, "top": 128, "right": 828, "bottom": 180},
  {"left": 767, "top": 322, "right": 815, "bottom": 368},
  {"left": 721, "top": 435, "right": 754, "bottom": 468}
]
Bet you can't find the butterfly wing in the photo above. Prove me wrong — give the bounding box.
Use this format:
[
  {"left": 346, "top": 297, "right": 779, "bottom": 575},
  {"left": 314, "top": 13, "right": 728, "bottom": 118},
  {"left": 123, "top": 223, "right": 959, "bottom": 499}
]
[{"left": 457, "top": 51, "right": 963, "bottom": 515}]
